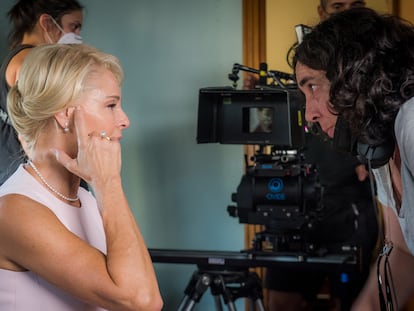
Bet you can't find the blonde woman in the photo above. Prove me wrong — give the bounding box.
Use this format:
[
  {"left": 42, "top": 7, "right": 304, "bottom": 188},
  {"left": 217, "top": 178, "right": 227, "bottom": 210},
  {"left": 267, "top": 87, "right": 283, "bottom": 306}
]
[{"left": 0, "top": 44, "right": 163, "bottom": 311}]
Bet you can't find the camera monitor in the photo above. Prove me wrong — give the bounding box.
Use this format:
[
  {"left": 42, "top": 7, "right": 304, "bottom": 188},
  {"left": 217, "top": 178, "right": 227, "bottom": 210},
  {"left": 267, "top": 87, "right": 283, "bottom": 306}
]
[{"left": 197, "top": 87, "right": 305, "bottom": 149}]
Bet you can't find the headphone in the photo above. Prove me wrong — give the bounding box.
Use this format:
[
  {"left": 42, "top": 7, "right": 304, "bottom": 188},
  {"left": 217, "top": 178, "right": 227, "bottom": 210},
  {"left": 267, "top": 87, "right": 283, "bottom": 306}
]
[{"left": 333, "top": 115, "right": 395, "bottom": 169}]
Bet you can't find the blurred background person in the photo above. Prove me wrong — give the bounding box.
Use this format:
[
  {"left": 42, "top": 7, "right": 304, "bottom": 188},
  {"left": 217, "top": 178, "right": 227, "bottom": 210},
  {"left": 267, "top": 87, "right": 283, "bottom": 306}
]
[
  {"left": 0, "top": 0, "right": 84, "bottom": 185},
  {"left": 253, "top": 107, "right": 273, "bottom": 133},
  {"left": 317, "top": 0, "right": 366, "bottom": 20}
]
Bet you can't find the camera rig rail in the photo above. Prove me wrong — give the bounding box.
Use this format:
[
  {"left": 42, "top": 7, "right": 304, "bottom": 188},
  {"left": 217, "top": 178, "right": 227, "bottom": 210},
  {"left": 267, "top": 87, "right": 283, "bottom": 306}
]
[{"left": 149, "top": 248, "right": 359, "bottom": 271}]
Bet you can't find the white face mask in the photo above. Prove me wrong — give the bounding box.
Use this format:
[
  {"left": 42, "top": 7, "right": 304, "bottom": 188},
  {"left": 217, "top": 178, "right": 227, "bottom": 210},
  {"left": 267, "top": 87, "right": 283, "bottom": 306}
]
[
  {"left": 57, "top": 32, "right": 83, "bottom": 44},
  {"left": 49, "top": 15, "right": 83, "bottom": 44}
]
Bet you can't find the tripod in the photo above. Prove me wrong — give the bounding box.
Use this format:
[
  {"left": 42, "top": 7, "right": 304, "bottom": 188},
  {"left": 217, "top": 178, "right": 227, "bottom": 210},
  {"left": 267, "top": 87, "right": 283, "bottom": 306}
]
[{"left": 177, "top": 268, "right": 266, "bottom": 311}]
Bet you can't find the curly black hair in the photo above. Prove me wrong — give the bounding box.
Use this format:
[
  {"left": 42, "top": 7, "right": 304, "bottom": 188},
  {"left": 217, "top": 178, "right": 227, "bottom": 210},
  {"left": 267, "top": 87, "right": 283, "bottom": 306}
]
[{"left": 293, "top": 7, "right": 414, "bottom": 146}]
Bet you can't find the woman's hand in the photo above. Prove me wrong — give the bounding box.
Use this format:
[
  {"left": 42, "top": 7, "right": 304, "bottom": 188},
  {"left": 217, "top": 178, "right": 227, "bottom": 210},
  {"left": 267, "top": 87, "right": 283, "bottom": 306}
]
[{"left": 52, "top": 106, "right": 121, "bottom": 188}]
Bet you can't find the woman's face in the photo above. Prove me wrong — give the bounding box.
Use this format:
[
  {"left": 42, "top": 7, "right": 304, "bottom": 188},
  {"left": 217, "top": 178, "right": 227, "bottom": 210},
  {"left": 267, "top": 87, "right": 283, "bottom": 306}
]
[
  {"left": 60, "top": 10, "right": 83, "bottom": 35},
  {"left": 46, "top": 10, "right": 83, "bottom": 43},
  {"left": 75, "top": 69, "right": 130, "bottom": 142},
  {"left": 295, "top": 61, "right": 338, "bottom": 138}
]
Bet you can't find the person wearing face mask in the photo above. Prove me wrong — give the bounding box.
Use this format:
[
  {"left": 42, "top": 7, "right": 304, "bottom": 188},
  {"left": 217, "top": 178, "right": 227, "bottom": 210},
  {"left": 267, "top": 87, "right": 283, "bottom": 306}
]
[
  {"left": 0, "top": 0, "right": 84, "bottom": 185},
  {"left": 48, "top": 14, "right": 83, "bottom": 44}
]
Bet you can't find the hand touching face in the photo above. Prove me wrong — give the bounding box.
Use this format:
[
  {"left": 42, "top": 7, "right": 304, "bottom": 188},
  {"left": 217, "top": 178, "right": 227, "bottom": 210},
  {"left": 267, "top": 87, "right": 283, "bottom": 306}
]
[{"left": 53, "top": 68, "right": 130, "bottom": 183}]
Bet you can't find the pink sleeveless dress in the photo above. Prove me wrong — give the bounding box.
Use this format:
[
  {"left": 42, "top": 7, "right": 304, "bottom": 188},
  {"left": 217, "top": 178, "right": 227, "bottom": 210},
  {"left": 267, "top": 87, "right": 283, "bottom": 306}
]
[{"left": 0, "top": 165, "right": 107, "bottom": 311}]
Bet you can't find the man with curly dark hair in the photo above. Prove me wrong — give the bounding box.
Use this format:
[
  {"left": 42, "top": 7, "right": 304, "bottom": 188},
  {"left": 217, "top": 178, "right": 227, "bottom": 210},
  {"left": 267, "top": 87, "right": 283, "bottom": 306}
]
[
  {"left": 264, "top": 2, "right": 380, "bottom": 311},
  {"left": 294, "top": 7, "right": 414, "bottom": 310}
]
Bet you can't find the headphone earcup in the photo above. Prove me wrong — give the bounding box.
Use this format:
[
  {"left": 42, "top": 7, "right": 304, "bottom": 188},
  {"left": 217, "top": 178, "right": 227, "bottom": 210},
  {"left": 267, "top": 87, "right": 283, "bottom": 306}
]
[
  {"left": 356, "top": 137, "right": 395, "bottom": 169},
  {"left": 333, "top": 115, "right": 395, "bottom": 168}
]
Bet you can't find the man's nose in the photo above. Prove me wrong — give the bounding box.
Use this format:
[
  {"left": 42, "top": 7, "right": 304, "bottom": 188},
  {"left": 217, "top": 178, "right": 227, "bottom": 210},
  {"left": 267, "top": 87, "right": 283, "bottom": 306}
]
[{"left": 304, "top": 101, "right": 319, "bottom": 123}]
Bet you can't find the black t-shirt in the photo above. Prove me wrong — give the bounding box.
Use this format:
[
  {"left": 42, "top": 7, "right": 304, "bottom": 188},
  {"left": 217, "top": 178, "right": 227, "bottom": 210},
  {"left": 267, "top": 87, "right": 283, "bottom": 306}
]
[{"left": 0, "top": 45, "right": 34, "bottom": 185}]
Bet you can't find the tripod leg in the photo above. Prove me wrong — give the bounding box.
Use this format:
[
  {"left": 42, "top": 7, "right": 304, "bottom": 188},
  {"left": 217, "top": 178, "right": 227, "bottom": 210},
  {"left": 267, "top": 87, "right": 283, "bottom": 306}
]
[
  {"left": 210, "top": 274, "right": 238, "bottom": 311},
  {"left": 245, "top": 297, "right": 266, "bottom": 311},
  {"left": 177, "top": 271, "right": 211, "bottom": 311},
  {"left": 246, "top": 272, "right": 266, "bottom": 311},
  {"left": 213, "top": 295, "right": 224, "bottom": 311},
  {"left": 219, "top": 283, "right": 238, "bottom": 311},
  {"left": 247, "top": 299, "right": 254, "bottom": 311},
  {"left": 254, "top": 298, "right": 266, "bottom": 311},
  {"left": 225, "top": 300, "right": 237, "bottom": 311},
  {"left": 177, "top": 297, "right": 196, "bottom": 311}
]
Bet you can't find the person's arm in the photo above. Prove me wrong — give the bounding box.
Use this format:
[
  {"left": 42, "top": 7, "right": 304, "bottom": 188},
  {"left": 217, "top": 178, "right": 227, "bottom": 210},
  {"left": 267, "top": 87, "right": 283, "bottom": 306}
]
[
  {"left": 0, "top": 193, "right": 162, "bottom": 311},
  {"left": 59, "top": 106, "right": 163, "bottom": 310},
  {"left": 351, "top": 206, "right": 414, "bottom": 310}
]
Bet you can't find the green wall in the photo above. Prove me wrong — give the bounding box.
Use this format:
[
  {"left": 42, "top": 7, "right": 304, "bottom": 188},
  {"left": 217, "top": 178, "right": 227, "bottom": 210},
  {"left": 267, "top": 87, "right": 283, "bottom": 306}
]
[{"left": 0, "top": 1, "right": 244, "bottom": 310}]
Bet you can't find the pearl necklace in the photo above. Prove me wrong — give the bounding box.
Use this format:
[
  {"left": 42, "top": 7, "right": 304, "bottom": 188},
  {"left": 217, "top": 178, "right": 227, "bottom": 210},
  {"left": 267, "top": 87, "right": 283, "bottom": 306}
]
[{"left": 28, "top": 160, "right": 79, "bottom": 202}]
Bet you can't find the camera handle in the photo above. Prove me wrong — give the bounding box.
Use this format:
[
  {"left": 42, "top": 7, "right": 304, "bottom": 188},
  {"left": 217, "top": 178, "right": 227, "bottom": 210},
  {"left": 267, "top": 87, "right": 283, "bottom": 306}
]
[
  {"left": 228, "top": 63, "right": 295, "bottom": 89},
  {"left": 177, "top": 268, "right": 266, "bottom": 311}
]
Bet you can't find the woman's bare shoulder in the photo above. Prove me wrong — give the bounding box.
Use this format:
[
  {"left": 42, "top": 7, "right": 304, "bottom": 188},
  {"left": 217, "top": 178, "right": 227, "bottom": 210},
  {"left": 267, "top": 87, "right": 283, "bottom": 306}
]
[
  {"left": 6, "top": 48, "right": 34, "bottom": 86},
  {"left": 0, "top": 194, "right": 58, "bottom": 271},
  {"left": 0, "top": 193, "right": 54, "bottom": 218}
]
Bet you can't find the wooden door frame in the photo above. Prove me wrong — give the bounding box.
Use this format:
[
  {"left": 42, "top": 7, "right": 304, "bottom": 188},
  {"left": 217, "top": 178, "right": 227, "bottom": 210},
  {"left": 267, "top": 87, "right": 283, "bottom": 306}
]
[
  {"left": 242, "top": 0, "right": 266, "bottom": 252},
  {"left": 242, "top": 0, "right": 267, "bottom": 301},
  {"left": 242, "top": 0, "right": 266, "bottom": 68}
]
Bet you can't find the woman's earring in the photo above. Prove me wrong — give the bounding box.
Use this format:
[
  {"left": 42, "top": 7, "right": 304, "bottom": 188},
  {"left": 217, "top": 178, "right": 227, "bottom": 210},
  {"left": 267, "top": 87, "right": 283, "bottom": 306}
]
[{"left": 63, "top": 122, "right": 69, "bottom": 133}]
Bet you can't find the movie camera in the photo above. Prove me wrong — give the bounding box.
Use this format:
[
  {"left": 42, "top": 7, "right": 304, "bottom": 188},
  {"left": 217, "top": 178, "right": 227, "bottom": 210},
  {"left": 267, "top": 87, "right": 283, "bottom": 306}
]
[
  {"left": 197, "top": 63, "right": 327, "bottom": 254},
  {"left": 147, "top": 63, "right": 360, "bottom": 311}
]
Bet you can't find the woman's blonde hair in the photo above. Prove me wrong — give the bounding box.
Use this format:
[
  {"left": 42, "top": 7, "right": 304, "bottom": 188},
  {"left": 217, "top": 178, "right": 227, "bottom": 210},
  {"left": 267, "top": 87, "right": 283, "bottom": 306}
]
[{"left": 7, "top": 44, "right": 123, "bottom": 152}]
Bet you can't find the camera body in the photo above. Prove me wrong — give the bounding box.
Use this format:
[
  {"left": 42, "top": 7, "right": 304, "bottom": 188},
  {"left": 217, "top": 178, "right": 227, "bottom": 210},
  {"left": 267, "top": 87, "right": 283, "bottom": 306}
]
[
  {"left": 228, "top": 151, "right": 323, "bottom": 253},
  {"left": 197, "top": 85, "right": 327, "bottom": 253}
]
